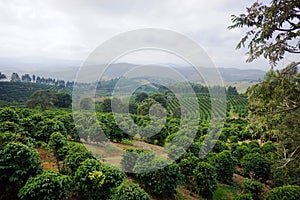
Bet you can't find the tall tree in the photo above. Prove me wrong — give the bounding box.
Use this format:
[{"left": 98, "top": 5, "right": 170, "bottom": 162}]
[
  {"left": 229, "top": 0, "right": 300, "bottom": 186},
  {"left": 10, "top": 72, "right": 21, "bottom": 82},
  {"left": 0, "top": 72, "right": 6, "bottom": 80},
  {"left": 26, "top": 90, "right": 57, "bottom": 111},
  {"left": 21, "top": 74, "right": 32, "bottom": 82},
  {"left": 228, "top": 0, "right": 300, "bottom": 65},
  {"left": 55, "top": 93, "right": 72, "bottom": 108}
]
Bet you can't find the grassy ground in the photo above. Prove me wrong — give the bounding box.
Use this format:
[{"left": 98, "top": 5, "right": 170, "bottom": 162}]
[{"left": 213, "top": 184, "right": 238, "bottom": 200}]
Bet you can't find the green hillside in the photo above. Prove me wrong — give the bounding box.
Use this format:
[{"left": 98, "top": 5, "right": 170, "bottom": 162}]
[{"left": 0, "top": 82, "right": 72, "bottom": 103}]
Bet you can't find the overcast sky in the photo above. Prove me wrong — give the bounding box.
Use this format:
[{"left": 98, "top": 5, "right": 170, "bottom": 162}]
[{"left": 0, "top": 0, "right": 285, "bottom": 70}]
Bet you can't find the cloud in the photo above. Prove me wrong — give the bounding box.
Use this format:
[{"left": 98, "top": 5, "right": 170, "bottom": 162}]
[{"left": 0, "top": 0, "right": 270, "bottom": 69}]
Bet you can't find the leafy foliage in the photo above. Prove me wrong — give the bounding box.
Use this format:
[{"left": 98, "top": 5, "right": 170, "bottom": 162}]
[
  {"left": 0, "top": 107, "right": 20, "bottom": 123},
  {"left": 208, "top": 150, "right": 236, "bottom": 184},
  {"left": 230, "top": 1, "right": 300, "bottom": 187},
  {"left": 241, "top": 153, "right": 271, "bottom": 181},
  {"left": 121, "top": 148, "right": 145, "bottom": 173},
  {"left": 54, "top": 92, "right": 72, "bottom": 108},
  {"left": 26, "top": 90, "right": 57, "bottom": 111},
  {"left": 234, "top": 193, "right": 254, "bottom": 200},
  {"left": 266, "top": 185, "right": 300, "bottom": 200},
  {"left": 0, "top": 142, "right": 41, "bottom": 199},
  {"left": 35, "top": 119, "right": 66, "bottom": 142},
  {"left": 48, "top": 132, "right": 67, "bottom": 169},
  {"left": 229, "top": 0, "right": 300, "bottom": 65},
  {"left": 193, "top": 162, "right": 218, "bottom": 199},
  {"left": 18, "top": 170, "right": 70, "bottom": 200},
  {"left": 114, "top": 181, "right": 151, "bottom": 200},
  {"left": 135, "top": 157, "right": 182, "bottom": 197},
  {"left": 62, "top": 144, "right": 94, "bottom": 175},
  {"left": 242, "top": 178, "right": 263, "bottom": 200},
  {"left": 73, "top": 159, "right": 106, "bottom": 199}
]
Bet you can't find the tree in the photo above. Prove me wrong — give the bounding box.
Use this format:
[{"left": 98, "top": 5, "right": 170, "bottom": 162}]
[
  {"left": 150, "top": 92, "right": 167, "bottom": 108},
  {"left": 134, "top": 157, "right": 183, "bottom": 197},
  {"left": 246, "top": 67, "right": 300, "bottom": 185},
  {"left": 10, "top": 72, "right": 21, "bottom": 82},
  {"left": 26, "top": 90, "right": 57, "bottom": 111},
  {"left": 229, "top": 0, "right": 300, "bottom": 186},
  {"left": 179, "top": 155, "right": 200, "bottom": 191},
  {"left": 80, "top": 97, "right": 93, "bottom": 110},
  {"left": 121, "top": 148, "right": 145, "bottom": 173},
  {"left": 21, "top": 74, "right": 32, "bottom": 82},
  {"left": 208, "top": 150, "right": 236, "bottom": 184},
  {"left": 0, "top": 72, "right": 6, "bottom": 80},
  {"left": 241, "top": 153, "right": 271, "bottom": 181},
  {"left": 35, "top": 119, "right": 66, "bottom": 142},
  {"left": 101, "top": 97, "right": 125, "bottom": 113},
  {"left": 193, "top": 162, "right": 218, "bottom": 199},
  {"left": 137, "top": 98, "right": 157, "bottom": 115},
  {"left": 242, "top": 178, "right": 263, "bottom": 200},
  {"left": 228, "top": 0, "right": 300, "bottom": 65},
  {"left": 0, "top": 142, "right": 41, "bottom": 199},
  {"left": 0, "top": 107, "right": 20, "bottom": 123},
  {"left": 55, "top": 93, "right": 72, "bottom": 108},
  {"left": 18, "top": 170, "right": 70, "bottom": 200},
  {"left": 114, "top": 181, "right": 151, "bottom": 200},
  {"left": 266, "top": 185, "right": 300, "bottom": 200},
  {"left": 48, "top": 132, "right": 67, "bottom": 169},
  {"left": 73, "top": 159, "right": 106, "bottom": 199},
  {"left": 135, "top": 92, "right": 148, "bottom": 103},
  {"left": 227, "top": 86, "right": 238, "bottom": 95},
  {"left": 62, "top": 144, "right": 94, "bottom": 175},
  {"left": 73, "top": 158, "right": 125, "bottom": 199}
]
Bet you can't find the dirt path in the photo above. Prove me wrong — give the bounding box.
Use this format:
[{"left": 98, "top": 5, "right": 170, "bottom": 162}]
[{"left": 83, "top": 140, "right": 168, "bottom": 168}]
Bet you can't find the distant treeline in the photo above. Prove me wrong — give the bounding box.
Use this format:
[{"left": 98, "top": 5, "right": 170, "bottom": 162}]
[{"left": 0, "top": 71, "right": 239, "bottom": 104}]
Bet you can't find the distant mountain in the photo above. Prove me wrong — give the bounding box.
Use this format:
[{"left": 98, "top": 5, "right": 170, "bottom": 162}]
[
  {"left": 217, "top": 68, "right": 265, "bottom": 82},
  {"left": 0, "top": 60, "right": 266, "bottom": 83}
]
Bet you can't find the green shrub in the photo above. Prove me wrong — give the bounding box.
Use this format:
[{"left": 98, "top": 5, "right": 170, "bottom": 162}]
[
  {"left": 19, "top": 170, "right": 70, "bottom": 200},
  {"left": 208, "top": 150, "right": 236, "bottom": 184},
  {"left": 248, "top": 141, "right": 260, "bottom": 149},
  {"left": 235, "top": 193, "right": 254, "bottom": 200},
  {"left": 73, "top": 158, "right": 125, "bottom": 200},
  {"left": 193, "top": 162, "right": 218, "bottom": 199},
  {"left": 168, "top": 145, "right": 186, "bottom": 160},
  {"left": 0, "top": 121, "right": 20, "bottom": 133},
  {"left": 121, "top": 148, "right": 145, "bottom": 173},
  {"left": 265, "top": 185, "right": 300, "bottom": 200},
  {"left": 62, "top": 143, "right": 94, "bottom": 175},
  {"left": 135, "top": 157, "right": 182, "bottom": 197},
  {"left": 261, "top": 141, "right": 277, "bottom": 155},
  {"left": 114, "top": 181, "right": 151, "bottom": 200},
  {"left": 0, "top": 107, "right": 19, "bottom": 123},
  {"left": 0, "top": 131, "right": 18, "bottom": 147},
  {"left": 241, "top": 153, "right": 271, "bottom": 181},
  {"left": 242, "top": 178, "right": 263, "bottom": 199},
  {"left": 0, "top": 142, "right": 41, "bottom": 199}
]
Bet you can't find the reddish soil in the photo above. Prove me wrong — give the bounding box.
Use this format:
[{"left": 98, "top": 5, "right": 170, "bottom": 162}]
[{"left": 36, "top": 147, "right": 58, "bottom": 171}]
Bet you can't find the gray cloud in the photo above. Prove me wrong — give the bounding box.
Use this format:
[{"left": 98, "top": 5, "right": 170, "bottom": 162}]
[{"left": 0, "top": 0, "right": 271, "bottom": 70}]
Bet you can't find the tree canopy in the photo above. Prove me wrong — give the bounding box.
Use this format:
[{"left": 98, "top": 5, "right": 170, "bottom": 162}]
[
  {"left": 26, "top": 90, "right": 57, "bottom": 111},
  {"left": 230, "top": 0, "right": 300, "bottom": 186},
  {"left": 229, "top": 0, "right": 300, "bottom": 65}
]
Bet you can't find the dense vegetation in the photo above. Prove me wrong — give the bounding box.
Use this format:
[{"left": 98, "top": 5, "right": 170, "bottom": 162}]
[
  {"left": 1, "top": 0, "right": 299, "bottom": 199},
  {"left": 0, "top": 82, "right": 297, "bottom": 199}
]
